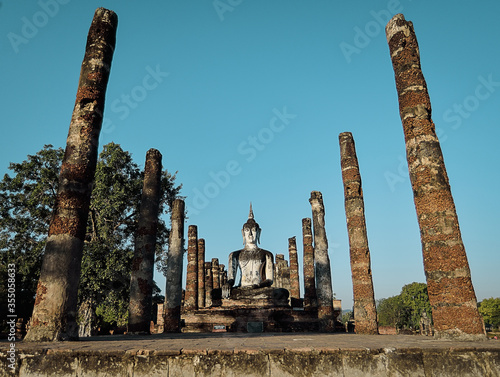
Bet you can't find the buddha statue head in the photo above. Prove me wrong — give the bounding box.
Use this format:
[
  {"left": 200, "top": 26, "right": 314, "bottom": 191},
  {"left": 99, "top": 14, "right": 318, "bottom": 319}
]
[{"left": 242, "top": 203, "right": 261, "bottom": 248}]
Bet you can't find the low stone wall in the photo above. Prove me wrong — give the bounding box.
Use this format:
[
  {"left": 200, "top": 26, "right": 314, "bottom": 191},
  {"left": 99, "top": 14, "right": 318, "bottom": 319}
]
[
  {"left": 2, "top": 333, "right": 500, "bottom": 377},
  {"left": 378, "top": 326, "right": 397, "bottom": 335},
  {"left": 3, "top": 347, "right": 500, "bottom": 377}
]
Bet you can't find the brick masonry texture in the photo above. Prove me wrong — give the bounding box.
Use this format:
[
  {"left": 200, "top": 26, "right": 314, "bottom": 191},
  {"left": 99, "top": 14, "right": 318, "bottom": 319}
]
[
  {"left": 128, "top": 149, "right": 162, "bottom": 334},
  {"left": 302, "top": 218, "right": 317, "bottom": 311},
  {"left": 309, "top": 191, "right": 334, "bottom": 331},
  {"left": 288, "top": 237, "right": 300, "bottom": 301},
  {"left": 339, "top": 132, "right": 378, "bottom": 335},
  {"left": 198, "top": 239, "right": 206, "bottom": 308},
  {"left": 24, "top": 8, "right": 118, "bottom": 342},
  {"left": 385, "top": 13, "right": 485, "bottom": 340},
  {"left": 184, "top": 225, "right": 199, "bottom": 311},
  {"left": 164, "top": 199, "right": 185, "bottom": 333}
]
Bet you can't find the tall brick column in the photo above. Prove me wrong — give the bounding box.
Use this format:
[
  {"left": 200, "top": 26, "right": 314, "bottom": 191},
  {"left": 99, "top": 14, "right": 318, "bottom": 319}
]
[
  {"left": 339, "top": 132, "right": 378, "bottom": 335},
  {"left": 128, "top": 149, "right": 163, "bottom": 334},
  {"left": 205, "top": 262, "right": 213, "bottom": 307},
  {"left": 25, "top": 8, "right": 118, "bottom": 342},
  {"left": 386, "top": 14, "right": 485, "bottom": 340},
  {"left": 164, "top": 199, "right": 185, "bottom": 333},
  {"left": 302, "top": 218, "right": 317, "bottom": 311},
  {"left": 197, "top": 239, "right": 206, "bottom": 308},
  {"left": 184, "top": 225, "right": 198, "bottom": 311},
  {"left": 309, "top": 191, "right": 334, "bottom": 332},
  {"left": 288, "top": 237, "right": 301, "bottom": 305}
]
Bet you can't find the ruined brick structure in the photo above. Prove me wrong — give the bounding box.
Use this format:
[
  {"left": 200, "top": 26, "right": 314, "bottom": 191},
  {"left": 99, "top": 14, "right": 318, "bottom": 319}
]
[
  {"left": 385, "top": 14, "right": 485, "bottom": 340},
  {"left": 302, "top": 218, "right": 317, "bottom": 311},
  {"left": 128, "top": 149, "right": 163, "bottom": 334},
  {"left": 25, "top": 8, "right": 118, "bottom": 342},
  {"left": 163, "top": 199, "right": 185, "bottom": 333},
  {"left": 274, "top": 254, "right": 291, "bottom": 293},
  {"left": 184, "top": 225, "right": 199, "bottom": 311},
  {"left": 197, "top": 239, "right": 206, "bottom": 308},
  {"left": 309, "top": 191, "right": 334, "bottom": 332},
  {"left": 339, "top": 132, "right": 378, "bottom": 335}
]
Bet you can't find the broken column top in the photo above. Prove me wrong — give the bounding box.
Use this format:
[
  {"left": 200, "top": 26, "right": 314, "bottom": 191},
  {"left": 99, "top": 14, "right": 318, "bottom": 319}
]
[{"left": 385, "top": 13, "right": 412, "bottom": 43}]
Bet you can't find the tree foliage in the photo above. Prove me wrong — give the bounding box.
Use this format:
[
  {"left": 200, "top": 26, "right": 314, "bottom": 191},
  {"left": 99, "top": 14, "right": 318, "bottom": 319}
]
[
  {"left": 377, "top": 282, "right": 432, "bottom": 330},
  {"left": 0, "top": 143, "right": 181, "bottom": 332},
  {"left": 478, "top": 298, "right": 500, "bottom": 329},
  {"left": 0, "top": 145, "right": 63, "bottom": 321},
  {"left": 341, "top": 310, "right": 353, "bottom": 325}
]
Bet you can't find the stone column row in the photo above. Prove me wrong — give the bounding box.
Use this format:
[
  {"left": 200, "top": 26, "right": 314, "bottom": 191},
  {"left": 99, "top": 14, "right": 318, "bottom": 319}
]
[{"left": 183, "top": 232, "right": 227, "bottom": 313}]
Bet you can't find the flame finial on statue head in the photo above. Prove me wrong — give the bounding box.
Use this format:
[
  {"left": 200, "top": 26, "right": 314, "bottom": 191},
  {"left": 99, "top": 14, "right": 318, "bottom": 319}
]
[{"left": 243, "top": 202, "right": 259, "bottom": 233}]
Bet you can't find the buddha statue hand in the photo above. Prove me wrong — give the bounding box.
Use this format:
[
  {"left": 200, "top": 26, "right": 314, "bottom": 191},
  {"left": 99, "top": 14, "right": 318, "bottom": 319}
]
[{"left": 259, "top": 279, "right": 272, "bottom": 288}]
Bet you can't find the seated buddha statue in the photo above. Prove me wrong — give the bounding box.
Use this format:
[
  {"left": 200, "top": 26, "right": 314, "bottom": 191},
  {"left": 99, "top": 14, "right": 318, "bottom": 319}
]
[{"left": 222, "top": 204, "right": 274, "bottom": 299}]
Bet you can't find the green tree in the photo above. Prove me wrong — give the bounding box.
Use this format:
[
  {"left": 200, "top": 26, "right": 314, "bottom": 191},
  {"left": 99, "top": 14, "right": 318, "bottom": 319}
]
[
  {"left": 377, "top": 282, "right": 432, "bottom": 331},
  {"left": 0, "top": 145, "right": 64, "bottom": 322},
  {"left": 377, "top": 295, "right": 407, "bottom": 328},
  {"left": 0, "top": 143, "right": 181, "bottom": 334},
  {"left": 341, "top": 310, "right": 353, "bottom": 325},
  {"left": 478, "top": 298, "right": 500, "bottom": 329},
  {"left": 400, "top": 282, "right": 432, "bottom": 330}
]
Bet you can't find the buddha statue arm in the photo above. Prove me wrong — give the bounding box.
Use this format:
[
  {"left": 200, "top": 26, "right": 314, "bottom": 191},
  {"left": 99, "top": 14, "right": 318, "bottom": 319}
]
[
  {"left": 261, "top": 251, "right": 274, "bottom": 287},
  {"left": 222, "top": 251, "right": 238, "bottom": 298}
]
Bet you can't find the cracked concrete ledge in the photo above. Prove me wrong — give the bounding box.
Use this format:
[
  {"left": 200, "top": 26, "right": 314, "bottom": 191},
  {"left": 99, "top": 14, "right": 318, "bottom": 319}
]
[{"left": 2, "top": 333, "right": 500, "bottom": 376}]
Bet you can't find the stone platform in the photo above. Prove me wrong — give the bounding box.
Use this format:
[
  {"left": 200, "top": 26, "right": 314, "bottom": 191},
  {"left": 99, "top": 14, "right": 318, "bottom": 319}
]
[
  {"left": 2, "top": 333, "right": 500, "bottom": 376},
  {"left": 182, "top": 307, "right": 320, "bottom": 333}
]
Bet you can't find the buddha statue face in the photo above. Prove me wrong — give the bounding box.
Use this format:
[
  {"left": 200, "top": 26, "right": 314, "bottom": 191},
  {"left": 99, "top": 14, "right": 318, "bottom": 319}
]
[{"left": 242, "top": 219, "right": 261, "bottom": 247}]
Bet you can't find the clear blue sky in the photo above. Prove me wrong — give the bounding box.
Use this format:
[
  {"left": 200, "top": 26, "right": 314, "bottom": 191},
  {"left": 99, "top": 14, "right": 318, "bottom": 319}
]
[{"left": 1, "top": 1, "right": 499, "bottom": 310}]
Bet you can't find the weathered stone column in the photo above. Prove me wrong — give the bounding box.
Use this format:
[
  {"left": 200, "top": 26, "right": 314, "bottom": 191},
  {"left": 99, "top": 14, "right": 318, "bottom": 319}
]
[
  {"left": 197, "top": 239, "right": 206, "bottom": 308},
  {"left": 25, "top": 8, "right": 118, "bottom": 342},
  {"left": 339, "top": 132, "right": 378, "bottom": 335},
  {"left": 386, "top": 14, "right": 485, "bottom": 340},
  {"left": 163, "top": 199, "right": 185, "bottom": 333},
  {"left": 288, "top": 237, "right": 301, "bottom": 304},
  {"left": 184, "top": 225, "right": 198, "bottom": 311},
  {"left": 302, "top": 218, "right": 317, "bottom": 311},
  {"left": 204, "top": 262, "right": 213, "bottom": 307},
  {"left": 309, "top": 191, "right": 334, "bottom": 331},
  {"left": 212, "top": 258, "right": 220, "bottom": 290},
  {"left": 128, "top": 149, "right": 163, "bottom": 334}
]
